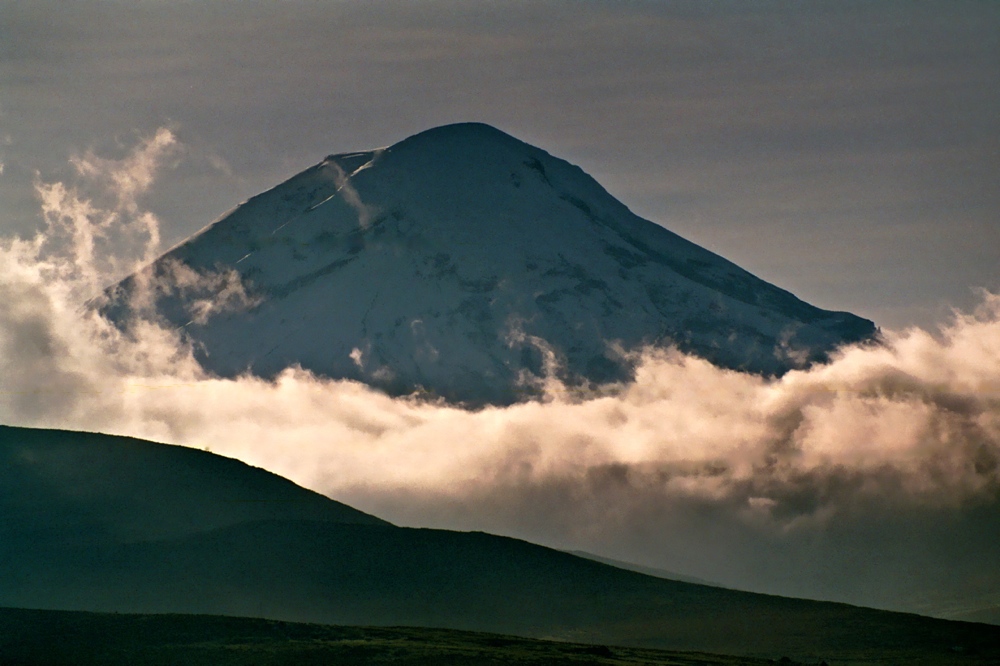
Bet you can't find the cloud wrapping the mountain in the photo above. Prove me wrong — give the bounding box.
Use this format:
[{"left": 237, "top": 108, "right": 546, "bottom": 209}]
[{"left": 1, "top": 130, "right": 998, "bottom": 610}]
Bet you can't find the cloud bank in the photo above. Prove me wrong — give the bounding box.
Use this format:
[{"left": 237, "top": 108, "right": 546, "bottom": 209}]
[{"left": 1, "top": 130, "right": 998, "bottom": 616}]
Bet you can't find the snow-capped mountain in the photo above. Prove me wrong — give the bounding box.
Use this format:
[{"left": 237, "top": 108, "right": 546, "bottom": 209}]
[{"left": 103, "top": 123, "right": 875, "bottom": 403}]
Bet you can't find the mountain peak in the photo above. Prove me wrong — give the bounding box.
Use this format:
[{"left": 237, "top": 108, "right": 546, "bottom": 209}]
[
  {"left": 326, "top": 122, "right": 522, "bottom": 165},
  {"left": 103, "top": 126, "right": 875, "bottom": 404},
  {"left": 367, "top": 121, "right": 556, "bottom": 199},
  {"left": 397, "top": 121, "right": 518, "bottom": 144}
]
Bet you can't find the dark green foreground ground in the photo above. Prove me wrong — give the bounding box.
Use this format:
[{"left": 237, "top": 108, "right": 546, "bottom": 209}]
[
  {"left": 0, "top": 607, "right": 770, "bottom": 666},
  {"left": 1, "top": 607, "right": 998, "bottom": 666}
]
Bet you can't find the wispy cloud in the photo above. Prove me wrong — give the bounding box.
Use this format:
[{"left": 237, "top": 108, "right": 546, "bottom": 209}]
[
  {"left": 70, "top": 127, "right": 180, "bottom": 215},
  {"left": 1, "top": 130, "right": 998, "bottom": 614},
  {"left": 31, "top": 127, "right": 180, "bottom": 294},
  {"left": 324, "top": 160, "right": 374, "bottom": 229}
]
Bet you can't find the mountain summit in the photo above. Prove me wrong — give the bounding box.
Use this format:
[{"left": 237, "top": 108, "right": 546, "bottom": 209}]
[{"left": 104, "top": 123, "right": 875, "bottom": 403}]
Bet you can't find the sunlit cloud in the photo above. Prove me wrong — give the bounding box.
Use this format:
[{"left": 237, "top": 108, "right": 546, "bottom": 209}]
[
  {"left": 2, "top": 130, "right": 998, "bottom": 614},
  {"left": 323, "top": 158, "right": 376, "bottom": 229},
  {"left": 70, "top": 128, "right": 180, "bottom": 210}
]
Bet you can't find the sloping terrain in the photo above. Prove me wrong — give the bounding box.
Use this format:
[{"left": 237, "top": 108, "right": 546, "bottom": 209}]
[
  {"left": 0, "top": 424, "right": 385, "bottom": 547},
  {"left": 3, "top": 425, "right": 998, "bottom": 663},
  {"left": 565, "top": 551, "right": 723, "bottom": 588},
  {"left": 101, "top": 123, "right": 875, "bottom": 404}
]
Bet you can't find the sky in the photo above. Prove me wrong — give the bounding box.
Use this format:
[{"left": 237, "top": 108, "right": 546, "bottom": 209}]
[
  {"left": 1, "top": 0, "right": 999, "bottom": 618},
  {"left": 1, "top": 0, "right": 997, "bottom": 330}
]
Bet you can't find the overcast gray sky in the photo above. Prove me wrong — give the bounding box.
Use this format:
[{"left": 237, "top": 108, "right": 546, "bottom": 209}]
[
  {"left": 2, "top": 2, "right": 999, "bottom": 613},
  {"left": 1, "top": 0, "right": 997, "bottom": 329}
]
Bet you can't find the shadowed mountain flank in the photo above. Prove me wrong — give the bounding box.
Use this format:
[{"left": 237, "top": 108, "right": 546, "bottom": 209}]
[
  {"left": 100, "top": 123, "right": 875, "bottom": 404},
  {"left": 0, "top": 424, "right": 386, "bottom": 548}
]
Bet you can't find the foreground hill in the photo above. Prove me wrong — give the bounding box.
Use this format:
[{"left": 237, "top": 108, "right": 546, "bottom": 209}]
[
  {"left": 101, "top": 123, "right": 875, "bottom": 403},
  {"left": 0, "top": 425, "right": 385, "bottom": 548},
  {"left": 3, "top": 425, "right": 998, "bottom": 662}
]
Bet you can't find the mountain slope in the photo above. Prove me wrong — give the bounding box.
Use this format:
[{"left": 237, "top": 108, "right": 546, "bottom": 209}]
[
  {"left": 3, "top": 425, "right": 998, "bottom": 662},
  {"left": 102, "top": 123, "right": 875, "bottom": 403},
  {"left": 565, "top": 550, "right": 723, "bottom": 588},
  {"left": 0, "top": 424, "right": 386, "bottom": 549}
]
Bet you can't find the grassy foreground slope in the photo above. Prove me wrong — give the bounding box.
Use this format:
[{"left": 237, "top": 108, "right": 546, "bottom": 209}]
[
  {"left": 0, "top": 606, "right": 997, "bottom": 666},
  {"left": 0, "top": 607, "right": 772, "bottom": 666},
  {"left": 3, "top": 425, "right": 999, "bottom": 663},
  {"left": 0, "top": 424, "right": 386, "bottom": 546}
]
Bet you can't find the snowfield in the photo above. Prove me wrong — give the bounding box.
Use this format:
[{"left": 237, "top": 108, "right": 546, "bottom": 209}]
[{"left": 102, "top": 123, "right": 875, "bottom": 403}]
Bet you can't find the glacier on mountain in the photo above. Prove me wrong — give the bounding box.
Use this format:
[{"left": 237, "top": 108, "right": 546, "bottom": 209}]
[{"left": 101, "top": 123, "right": 875, "bottom": 404}]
